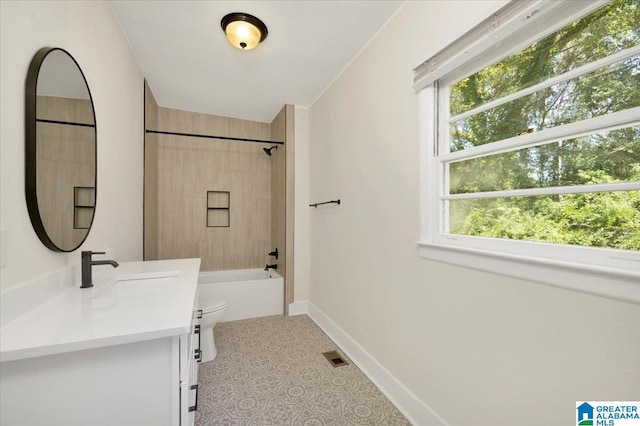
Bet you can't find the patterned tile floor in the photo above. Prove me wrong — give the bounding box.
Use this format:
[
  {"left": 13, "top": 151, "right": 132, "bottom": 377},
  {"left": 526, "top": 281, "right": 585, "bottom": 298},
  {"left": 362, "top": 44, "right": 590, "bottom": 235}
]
[{"left": 195, "top": 315, "right": 411, "bottom": 426}]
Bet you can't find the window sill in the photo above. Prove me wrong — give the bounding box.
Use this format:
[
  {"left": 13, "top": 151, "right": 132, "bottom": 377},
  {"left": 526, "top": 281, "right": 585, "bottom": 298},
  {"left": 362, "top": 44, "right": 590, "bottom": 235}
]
[{"left": 417, "top": 241, "right": 640, "bottom": 304}]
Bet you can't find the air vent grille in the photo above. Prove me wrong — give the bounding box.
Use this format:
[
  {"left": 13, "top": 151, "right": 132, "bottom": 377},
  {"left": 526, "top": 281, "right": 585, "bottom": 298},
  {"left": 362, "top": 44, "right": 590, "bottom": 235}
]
[{"left": 322, "top": 350, "right": 348, "bottom": 368}]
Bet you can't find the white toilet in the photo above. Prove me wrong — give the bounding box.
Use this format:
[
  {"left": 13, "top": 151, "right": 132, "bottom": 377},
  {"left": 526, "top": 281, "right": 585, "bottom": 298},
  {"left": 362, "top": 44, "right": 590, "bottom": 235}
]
[{"left": 198, "top": 301, "right": 227, "bottom": 362}]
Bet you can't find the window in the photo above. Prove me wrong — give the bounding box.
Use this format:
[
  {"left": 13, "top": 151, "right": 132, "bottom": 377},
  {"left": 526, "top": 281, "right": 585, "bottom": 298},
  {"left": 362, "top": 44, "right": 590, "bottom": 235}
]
[{"left": 415, "top": 0, "right": 640, "bottom": 303}]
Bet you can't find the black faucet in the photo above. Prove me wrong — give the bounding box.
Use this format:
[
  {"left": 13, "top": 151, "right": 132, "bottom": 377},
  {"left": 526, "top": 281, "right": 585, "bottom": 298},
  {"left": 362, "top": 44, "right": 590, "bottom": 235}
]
[
  {"left": 81, "top": 251, "right": 119, "bottom": 288},
  {"left": 264, "top": 264, "right": 278, "bottom": 271},
  {"left": 268, "top": 248, "right": 279, "bottom": 259}
]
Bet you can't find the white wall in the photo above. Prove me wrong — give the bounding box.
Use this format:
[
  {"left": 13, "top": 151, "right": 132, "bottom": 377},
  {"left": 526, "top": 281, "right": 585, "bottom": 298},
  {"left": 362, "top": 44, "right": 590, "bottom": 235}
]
[
  {"left": 308, "top": 1, "right": 640, "bottom": 425},
  {"left": 294, "top": 107, "right": 310, "bottom": 301},
  {"left": 0, "top": 0, "right": 144, "bottom": 289}
]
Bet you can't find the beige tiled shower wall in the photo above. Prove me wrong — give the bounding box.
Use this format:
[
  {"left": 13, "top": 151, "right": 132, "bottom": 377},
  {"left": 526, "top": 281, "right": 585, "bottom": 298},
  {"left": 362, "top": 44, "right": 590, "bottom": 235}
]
[
  {"left": 270, "top": 105, "right": 295, "bottom": 310},
  {"left": 154, "top": 107, "right": 273, "bottom": 271},
  {"left": 144, "top": 81, "right": 159, "bottom": 260}
]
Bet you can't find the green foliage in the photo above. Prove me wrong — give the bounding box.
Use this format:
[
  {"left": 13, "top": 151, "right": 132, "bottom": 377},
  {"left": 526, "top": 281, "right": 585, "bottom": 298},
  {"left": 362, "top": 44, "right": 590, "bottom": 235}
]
[
  {"left": 450, "top": 0, "right": 640, "bottom": 117},
  {"left": 446, "top": 0, "right": 640, "bottom": 251},
  {"left": 451, "top": 189, "right": 640, "bottom": 250}
]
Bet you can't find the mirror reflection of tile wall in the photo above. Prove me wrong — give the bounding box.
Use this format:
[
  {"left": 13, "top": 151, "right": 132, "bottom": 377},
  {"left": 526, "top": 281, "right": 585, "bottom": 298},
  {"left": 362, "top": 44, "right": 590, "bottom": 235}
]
[{"left": 36, "top": 96, "right": 95, "bottom": 250}]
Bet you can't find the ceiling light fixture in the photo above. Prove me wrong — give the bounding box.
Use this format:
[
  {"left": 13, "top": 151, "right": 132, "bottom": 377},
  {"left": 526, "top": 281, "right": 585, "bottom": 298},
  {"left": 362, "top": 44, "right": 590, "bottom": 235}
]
[{"left": 221, "top": 12, "right": 268, "bottom": 50}]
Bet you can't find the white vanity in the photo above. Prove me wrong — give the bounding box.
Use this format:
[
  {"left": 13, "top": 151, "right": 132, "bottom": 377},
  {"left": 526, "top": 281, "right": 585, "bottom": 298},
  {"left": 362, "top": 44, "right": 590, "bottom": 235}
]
[{"left": 0, "top": 258, "right": 201, "bottom": 426}]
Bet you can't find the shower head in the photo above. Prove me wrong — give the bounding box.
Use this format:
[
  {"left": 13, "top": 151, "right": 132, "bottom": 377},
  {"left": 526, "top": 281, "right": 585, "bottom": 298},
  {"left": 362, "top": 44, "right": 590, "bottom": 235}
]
[{"left": 263, "top": 145, "right": 278, "bottom": 156}]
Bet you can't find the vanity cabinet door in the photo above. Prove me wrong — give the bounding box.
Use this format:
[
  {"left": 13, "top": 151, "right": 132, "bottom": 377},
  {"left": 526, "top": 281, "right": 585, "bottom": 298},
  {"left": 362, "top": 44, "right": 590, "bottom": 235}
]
[
  {"left": 2, "top": 338, "right": 176, "bottom": 426},
  {"left": 179, "top": 310, "right": 199, "bottom": 426}
]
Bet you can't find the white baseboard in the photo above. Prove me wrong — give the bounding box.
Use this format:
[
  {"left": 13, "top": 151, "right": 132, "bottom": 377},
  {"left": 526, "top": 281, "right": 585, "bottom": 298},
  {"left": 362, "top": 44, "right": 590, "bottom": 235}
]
[
  {"left": 288, "top": 300, "right": 309, "bottom": 316},
  {"left": 306, "top": 302, "right": 446, "bottom": 426}
]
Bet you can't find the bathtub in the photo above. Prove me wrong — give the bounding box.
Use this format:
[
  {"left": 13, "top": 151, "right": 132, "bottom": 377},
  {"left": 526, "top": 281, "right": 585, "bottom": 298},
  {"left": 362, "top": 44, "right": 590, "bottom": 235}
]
[{"left": 197, "top": 268, "right": 283, "bottom": 322}]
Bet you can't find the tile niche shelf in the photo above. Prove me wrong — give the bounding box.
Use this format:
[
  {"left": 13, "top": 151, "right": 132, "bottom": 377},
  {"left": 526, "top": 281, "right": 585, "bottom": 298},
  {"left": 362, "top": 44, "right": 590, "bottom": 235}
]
[
  {"left": 73, "top": 186, "right": 95, "bottom": 229},
  {"left": 207, "top": 191, "right": 230, "bottom": 228}
]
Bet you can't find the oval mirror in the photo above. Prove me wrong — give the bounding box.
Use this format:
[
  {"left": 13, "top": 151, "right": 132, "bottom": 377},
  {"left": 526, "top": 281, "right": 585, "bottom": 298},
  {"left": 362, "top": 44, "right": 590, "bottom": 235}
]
[{"left": 25, "top": 47, "right": 96, "bottom": 252}]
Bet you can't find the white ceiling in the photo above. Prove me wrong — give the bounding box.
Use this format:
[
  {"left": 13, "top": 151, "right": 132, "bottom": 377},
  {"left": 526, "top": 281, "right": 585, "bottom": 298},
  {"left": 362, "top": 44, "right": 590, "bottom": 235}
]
[{"left": 110, "top": 1, "right": 405, "bottom": 123}]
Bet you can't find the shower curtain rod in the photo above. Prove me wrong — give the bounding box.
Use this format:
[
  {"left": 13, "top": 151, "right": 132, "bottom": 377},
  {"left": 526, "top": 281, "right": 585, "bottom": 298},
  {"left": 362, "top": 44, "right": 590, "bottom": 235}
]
[{"left": 146, "top": 129, "right": 284, "bottom": 145}]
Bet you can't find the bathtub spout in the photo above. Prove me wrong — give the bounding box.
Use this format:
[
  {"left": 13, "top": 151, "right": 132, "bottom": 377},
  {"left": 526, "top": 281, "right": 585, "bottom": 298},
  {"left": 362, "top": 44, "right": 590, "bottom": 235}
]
[{"left": 264, "top": 264, "right": 278, "bottom": 271}]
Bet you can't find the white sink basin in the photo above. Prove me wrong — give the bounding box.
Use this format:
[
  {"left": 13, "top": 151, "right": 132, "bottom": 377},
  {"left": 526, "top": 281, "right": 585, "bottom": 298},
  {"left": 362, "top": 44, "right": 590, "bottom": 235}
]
[{"left": 115, "top": 270, "right": 179, "bottom": 282}]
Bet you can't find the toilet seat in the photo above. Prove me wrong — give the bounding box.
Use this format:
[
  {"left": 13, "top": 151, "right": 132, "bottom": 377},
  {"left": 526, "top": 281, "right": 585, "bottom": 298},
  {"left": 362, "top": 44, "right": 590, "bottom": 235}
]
[{"left": 201, "top": 301, "right": 227, "bottom": 314}]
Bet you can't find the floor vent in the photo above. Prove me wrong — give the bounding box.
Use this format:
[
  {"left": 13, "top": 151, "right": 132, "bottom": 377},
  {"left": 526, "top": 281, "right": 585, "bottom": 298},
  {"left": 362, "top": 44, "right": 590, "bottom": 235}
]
[{"left": 322, "top": 350, "right": 348, "bottom": 367}]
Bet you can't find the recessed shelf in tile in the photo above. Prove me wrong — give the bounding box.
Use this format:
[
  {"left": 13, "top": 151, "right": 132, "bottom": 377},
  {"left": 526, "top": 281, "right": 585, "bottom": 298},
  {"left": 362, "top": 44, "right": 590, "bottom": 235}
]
[
  {"left": 207, "top": 191, "right": 230, "bottom": 227},
  {"left": 207, "top": 191, "right": 230, "bottom": 209}
]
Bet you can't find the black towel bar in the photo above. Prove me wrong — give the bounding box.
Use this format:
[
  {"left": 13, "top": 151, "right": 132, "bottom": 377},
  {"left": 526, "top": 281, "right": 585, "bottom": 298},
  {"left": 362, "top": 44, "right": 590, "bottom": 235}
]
[{"left": 309, "top": 199, "right": 341, "bottom": 208}]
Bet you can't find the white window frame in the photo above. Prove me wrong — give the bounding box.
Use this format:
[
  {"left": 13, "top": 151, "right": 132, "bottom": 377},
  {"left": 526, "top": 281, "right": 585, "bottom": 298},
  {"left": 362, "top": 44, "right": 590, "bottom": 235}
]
[{"left": 415, "top": 0, "right": 640, "bottom": 304}]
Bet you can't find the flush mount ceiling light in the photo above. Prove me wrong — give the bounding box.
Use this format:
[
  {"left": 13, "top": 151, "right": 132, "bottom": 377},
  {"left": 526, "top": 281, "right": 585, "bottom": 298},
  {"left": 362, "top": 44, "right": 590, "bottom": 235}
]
[{"left": 221, "top": 12, "right": 268, "bottom": 50}]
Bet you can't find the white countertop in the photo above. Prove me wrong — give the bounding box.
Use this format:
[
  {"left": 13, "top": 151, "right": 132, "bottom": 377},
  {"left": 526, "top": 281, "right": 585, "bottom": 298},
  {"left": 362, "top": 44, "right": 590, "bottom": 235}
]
[{"left": 0, "top": 258, "right": 201, "bottom": 362}]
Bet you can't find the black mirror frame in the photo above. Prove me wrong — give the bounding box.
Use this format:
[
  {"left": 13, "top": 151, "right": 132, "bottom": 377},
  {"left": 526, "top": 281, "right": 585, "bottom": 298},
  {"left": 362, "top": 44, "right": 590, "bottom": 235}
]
[{"left": 25, "top": 47, "right": 97, "bottom": 252}]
